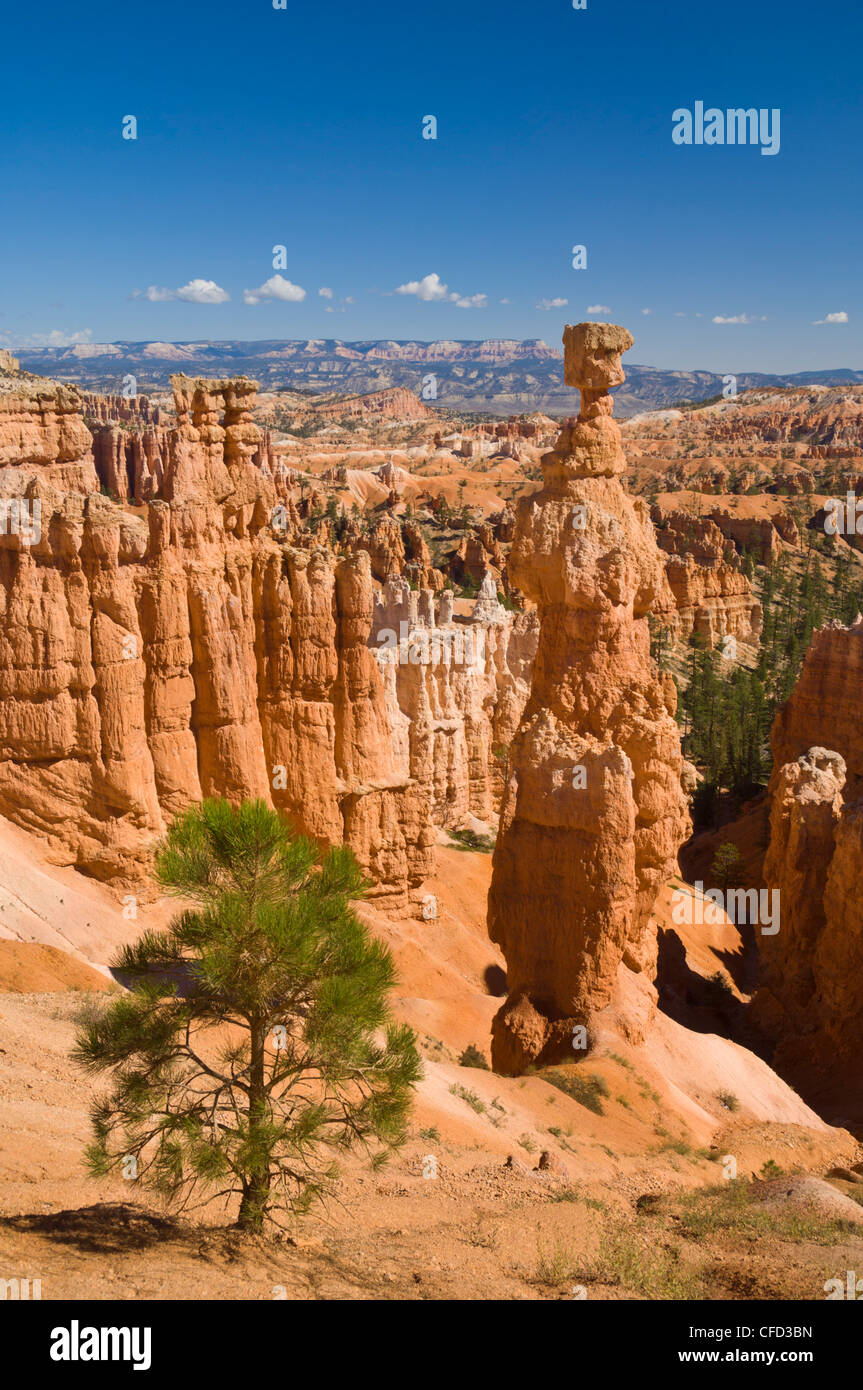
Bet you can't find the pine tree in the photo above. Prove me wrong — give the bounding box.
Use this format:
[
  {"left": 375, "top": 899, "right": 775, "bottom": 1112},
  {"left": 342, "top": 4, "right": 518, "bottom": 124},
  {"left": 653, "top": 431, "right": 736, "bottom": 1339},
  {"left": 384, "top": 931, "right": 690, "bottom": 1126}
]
[
  {"left": 677, "top": 527, "right": 863, "bottom": 830},
  {"left": 711, "top": 841, "right": 743, "bottom": 893},
  {"left": 73, "top": 799, "right": 421, "bottom": 1233}
]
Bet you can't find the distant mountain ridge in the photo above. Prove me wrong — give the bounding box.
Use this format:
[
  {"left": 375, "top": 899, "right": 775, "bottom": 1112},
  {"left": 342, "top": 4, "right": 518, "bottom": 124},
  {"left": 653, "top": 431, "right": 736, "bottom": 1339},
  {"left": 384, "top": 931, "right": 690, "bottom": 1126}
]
[{"left": 14, "top": 339, "right": 863, "bottom": 418}]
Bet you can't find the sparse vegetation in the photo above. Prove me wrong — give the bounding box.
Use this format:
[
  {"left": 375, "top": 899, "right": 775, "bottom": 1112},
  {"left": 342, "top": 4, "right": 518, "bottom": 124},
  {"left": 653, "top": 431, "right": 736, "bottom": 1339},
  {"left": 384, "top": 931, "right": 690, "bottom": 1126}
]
[
  {"left": 54, "top": 991, "right": 112, "bottom": 1029},
  {"left": 537, "top": 1068, "right": 610, "bottom": 1116},
  {"left": 458, "top": 1044, "right": 491, "bottom": 1070},
  {"left": 676, "top": 1180, "right": 856, "bottom": 1245},
  {"left": 449, "top": 1083, "right": 486, "bottom": 1115},
  {"left": 718, "top": 1090, "right": 740, "bottom": 1112},
  {"left": 585, "top": 1226, "right": 705, "bottom": 1299},
  {"left": 448, "top": 828, "right": 495, "bottom": 854},
  {"left": 535, "top": 1234, "right": 581, "bottom": 1285},
  {"left": 760, "top": 1158, "right": 785, "bottom": 1180},
  {"left": 466, "top": 1217, "right": 499, "bottom": 1250},
  {"left": 73, "top": 798, "right": 420, "bottom": 1232},
  {"left": 609, "top": 1052, "right": 634, "bottom": 1072},
  {"left": 708, "top": 969, "right": 734, "bottom": 997},
  {"left": 658, "top": 1137, "right": 692, "bottom": 1157},
  {"left": 550, "top": 1185, "right": 607, "bottom": 1211}
]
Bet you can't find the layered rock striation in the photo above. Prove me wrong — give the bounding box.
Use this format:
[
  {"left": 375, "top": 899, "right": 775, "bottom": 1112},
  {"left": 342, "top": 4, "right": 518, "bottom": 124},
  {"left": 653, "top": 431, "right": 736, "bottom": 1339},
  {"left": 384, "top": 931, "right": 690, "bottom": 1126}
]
[{"left": 651, "top": 509, "right": 762, "bottom": 649}]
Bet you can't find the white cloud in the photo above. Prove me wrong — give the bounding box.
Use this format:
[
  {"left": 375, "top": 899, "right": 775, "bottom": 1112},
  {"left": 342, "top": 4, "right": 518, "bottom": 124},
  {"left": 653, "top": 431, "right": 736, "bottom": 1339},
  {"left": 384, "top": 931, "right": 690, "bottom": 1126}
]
[
  {"left": 132, "top": 286, "right": 174, "bottom": 302},
  {"left": 712, "top": 313, "right": 766, "bottom": 325},
  {"left": 132, "top": 279, "right": 230, "bottom": 304},
  {"left": 813, "top": 310, "right": 848, "bottom": 324},
  {"left": 587, "top": 304, "right": 611, "bottom": 314},
  {"left": 47, "top": 328, "right": 93, "bottom": 345},
  {"left": 396, "top": 272, "right": 450, "bottom": 302},
  {"left": 641, "top": 308, "right": 652, "bottom": 316},
  {"left": 176, "top": 279, "right": 230, "bottom": 304},
  {"left": 318, "top": 287, "right": 334, "bottom": 299},
  {"left": 674, "top": 311, "right": 687, "bottom": 318},
  {"left": 538, "top": 297, "right": 568, "bottom": 310},
  {"left": 243, "top": 274, "right": 306, "bottom": 306},
  {"left": 1, "top": 328, "right": 94, "bottom": 348},
  {"left": 395, "top": 272, "right": 486, "bottom": 307}
]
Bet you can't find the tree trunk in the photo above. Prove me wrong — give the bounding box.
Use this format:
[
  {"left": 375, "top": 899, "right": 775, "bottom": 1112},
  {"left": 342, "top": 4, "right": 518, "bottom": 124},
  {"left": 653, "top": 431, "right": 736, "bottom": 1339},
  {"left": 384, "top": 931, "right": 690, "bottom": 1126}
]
[
  {"left": 237, "top": 1017, "right": 270, "bottom": 1233},
  {"left": 237, "top": 1174, "right": 270, "bottom": 1233}
]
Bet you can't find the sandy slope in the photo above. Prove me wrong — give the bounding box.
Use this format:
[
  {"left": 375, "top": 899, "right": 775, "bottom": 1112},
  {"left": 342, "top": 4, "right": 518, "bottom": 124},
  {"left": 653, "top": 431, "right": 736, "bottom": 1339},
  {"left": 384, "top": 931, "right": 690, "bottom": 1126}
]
[
  {"left": 0, "top": 813, "right": 173, "bottom": 976},
  {"left": 0, "top": 821, "right": 860, "bottom": 1299}
]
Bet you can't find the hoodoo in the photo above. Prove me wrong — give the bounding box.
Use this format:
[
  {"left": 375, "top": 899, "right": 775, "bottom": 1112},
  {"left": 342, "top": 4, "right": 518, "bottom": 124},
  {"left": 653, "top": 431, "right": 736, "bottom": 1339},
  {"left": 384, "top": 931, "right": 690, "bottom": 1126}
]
[
  {"left": 487, "top": 322, "right": 690, "bottom": 1073},
  {"left": 754, "top": 620, "right": 863, "bottom": 1110}
]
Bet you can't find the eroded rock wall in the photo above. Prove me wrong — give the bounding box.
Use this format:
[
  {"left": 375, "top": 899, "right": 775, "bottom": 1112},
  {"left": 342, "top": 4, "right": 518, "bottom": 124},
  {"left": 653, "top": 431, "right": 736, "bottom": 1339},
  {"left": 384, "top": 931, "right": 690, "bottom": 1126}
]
[
  {"left": 650, "top": 510, "right": 762, "bottom": 648},
  {"left": 0, "top": 373, "right": 535, "bottom": 905},
  {"left": 0, "top": 375, "right": 437, "bottom": 899},
  {"left": 369, "top": 575, "right": 538, "bottom": 827},
  {"left": 754, "top": 621, "right": 863, "bottom": 1082},
  {"left": 769, "top": 618, "right": 863, "bottom": 798}
]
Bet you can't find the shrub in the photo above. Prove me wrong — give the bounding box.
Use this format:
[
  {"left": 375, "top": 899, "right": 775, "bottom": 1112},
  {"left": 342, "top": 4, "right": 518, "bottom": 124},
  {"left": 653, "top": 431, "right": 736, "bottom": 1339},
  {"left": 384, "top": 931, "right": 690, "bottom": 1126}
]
[
  {"left": 538, "top": 1068, "right": 610, "bottom": 1116},
  {"left": 458, "top": 1044, "right": 491, "bottom": 1070}
]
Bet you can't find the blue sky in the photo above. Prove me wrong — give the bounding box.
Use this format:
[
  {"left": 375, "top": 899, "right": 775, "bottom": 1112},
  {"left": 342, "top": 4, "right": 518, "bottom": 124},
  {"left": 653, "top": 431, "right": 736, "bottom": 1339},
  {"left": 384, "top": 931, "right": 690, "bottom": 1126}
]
[{"left": 1, "top": 0, "right": 860, "bottom": 371}]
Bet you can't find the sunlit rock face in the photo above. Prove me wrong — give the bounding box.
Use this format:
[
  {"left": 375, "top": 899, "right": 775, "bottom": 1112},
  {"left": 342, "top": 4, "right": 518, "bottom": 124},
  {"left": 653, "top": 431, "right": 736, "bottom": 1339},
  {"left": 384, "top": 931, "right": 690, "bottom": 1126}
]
[
  {"left": 754, "top": 623, "right": 863, "bottom": 1089},
  {"left": 487, "top": 323, "right": 690, "bottom": 1074},
  {"left": 0, "top": 371, "right": 541, "bottom": 909},
  {"left": 0, "top": 375, "right": 437, "bottom": 900}
]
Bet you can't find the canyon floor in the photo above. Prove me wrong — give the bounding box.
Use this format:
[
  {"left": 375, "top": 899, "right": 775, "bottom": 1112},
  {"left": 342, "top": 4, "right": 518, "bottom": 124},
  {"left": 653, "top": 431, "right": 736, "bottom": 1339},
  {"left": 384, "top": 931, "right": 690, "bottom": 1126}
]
[{"left": 2, "top": 825, "right": 861, "bottom": 1302}]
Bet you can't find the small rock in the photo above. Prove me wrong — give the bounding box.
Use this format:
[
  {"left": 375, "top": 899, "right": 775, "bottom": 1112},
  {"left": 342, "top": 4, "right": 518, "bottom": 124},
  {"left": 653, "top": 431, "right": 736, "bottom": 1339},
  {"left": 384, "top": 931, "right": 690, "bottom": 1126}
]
[
  {"left": 536, "top": 1150, "right": 568, "bottom": 1176},
  {"left": 826, "top": 1166, "right": 863, "bottom": 1185}
]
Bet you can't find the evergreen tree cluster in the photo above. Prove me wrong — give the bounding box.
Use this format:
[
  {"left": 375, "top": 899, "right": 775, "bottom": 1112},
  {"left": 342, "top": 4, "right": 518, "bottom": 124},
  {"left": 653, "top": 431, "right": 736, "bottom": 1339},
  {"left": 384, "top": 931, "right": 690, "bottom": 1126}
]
[{"left": 676, "top": 545, "right": 863, "bottom": 823}]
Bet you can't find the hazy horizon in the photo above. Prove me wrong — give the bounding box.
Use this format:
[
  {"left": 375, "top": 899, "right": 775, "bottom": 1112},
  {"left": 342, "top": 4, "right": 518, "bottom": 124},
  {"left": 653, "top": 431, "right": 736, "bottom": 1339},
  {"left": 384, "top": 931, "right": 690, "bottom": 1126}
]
[{"left": 13, "top": 334, "right": 861, "bottom": 383}]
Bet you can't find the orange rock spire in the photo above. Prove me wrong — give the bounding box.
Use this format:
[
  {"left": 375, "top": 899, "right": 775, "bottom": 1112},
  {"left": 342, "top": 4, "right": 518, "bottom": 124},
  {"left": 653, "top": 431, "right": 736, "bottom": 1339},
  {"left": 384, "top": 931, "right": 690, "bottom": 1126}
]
[{"left": 487, "top": 323, "right": 690, "bottom": 1073}]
